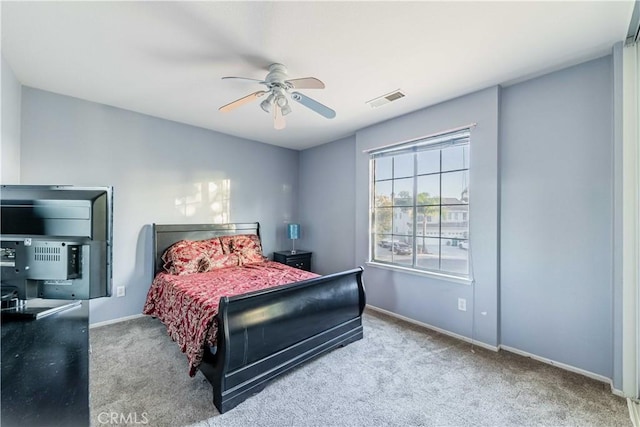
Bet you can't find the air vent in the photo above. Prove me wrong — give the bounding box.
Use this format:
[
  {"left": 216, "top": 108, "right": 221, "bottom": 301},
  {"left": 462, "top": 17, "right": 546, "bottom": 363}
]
[
  {"left": 366, "top": 90, "right": 406, "bottom": 109},
  {"left": 34, "top": 246, "right": 61, "bottom": 262}
]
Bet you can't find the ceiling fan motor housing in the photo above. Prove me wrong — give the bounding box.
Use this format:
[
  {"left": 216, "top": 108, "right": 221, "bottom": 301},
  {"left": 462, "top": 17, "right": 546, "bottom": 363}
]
[{"left": 265, "top": 63, "right": 289, "bottom": 86}]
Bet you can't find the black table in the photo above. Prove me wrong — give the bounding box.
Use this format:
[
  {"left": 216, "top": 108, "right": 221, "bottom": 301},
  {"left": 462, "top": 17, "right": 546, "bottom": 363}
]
[
  {"left": 1, "top": 301, "right": 89, "bottom": 427},
  {"left": 273, "top": 250, "right": 312, "bottom": 271}
]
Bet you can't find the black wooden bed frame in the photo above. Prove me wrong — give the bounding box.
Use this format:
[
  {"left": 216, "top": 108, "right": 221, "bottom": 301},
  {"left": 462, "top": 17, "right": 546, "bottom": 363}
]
[{"left": 152, "top": 222, "right": 366, "bottom": 413}]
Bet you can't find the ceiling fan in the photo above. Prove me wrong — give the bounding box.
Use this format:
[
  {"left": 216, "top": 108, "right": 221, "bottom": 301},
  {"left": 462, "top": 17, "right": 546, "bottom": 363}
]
[{"left": 219, "top": 63, "right": 336, "bottom": 130}]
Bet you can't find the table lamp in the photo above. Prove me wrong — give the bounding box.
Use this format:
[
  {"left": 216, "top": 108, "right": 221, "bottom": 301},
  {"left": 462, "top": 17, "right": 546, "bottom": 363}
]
[{"left": 287, "top": 223, "right": 300, "bottom": 254}]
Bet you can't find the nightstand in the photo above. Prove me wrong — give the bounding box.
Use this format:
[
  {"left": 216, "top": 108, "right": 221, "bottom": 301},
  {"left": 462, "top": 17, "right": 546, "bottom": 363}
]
[{"left": 273, "top": 250, "right": 312, "bottom": 272}]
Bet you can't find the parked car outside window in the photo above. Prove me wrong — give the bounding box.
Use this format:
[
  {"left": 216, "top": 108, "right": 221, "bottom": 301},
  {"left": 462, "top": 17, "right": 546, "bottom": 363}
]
[
  {"left": 379, "top": 239, "right": 398, "bottom": 248},
  {"left": 391, "top": 242, "right": 412, "bottom": 255}
]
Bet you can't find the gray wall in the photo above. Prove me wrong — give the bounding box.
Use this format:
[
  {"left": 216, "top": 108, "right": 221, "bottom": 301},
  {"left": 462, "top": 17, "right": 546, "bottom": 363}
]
[
  {"left": 20, "top": 87, "right": 300, "bottom": 324},
  {"left": 299, "top": 55, "right": 616, "bottom": 381},
  {"left": 298, "top": 135, "right": 356, "bottom": 274},
  {"left": 12, "top": 52, "right": 620, "bottom": 381},
  {"left": 301, "top": 87, "right": 501, "bottom": 346},
  {"left": 500, "top": 56, "right": 613, "bottom": 378},
  {"left": 1, "top": 55, "right": 21, "bottom": 184},
  {"left": 355, "top": 87, "right": 501, "bottom": 347}
]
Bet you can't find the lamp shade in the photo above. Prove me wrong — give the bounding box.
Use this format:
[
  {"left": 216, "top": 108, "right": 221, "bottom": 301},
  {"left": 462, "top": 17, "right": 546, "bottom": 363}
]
[{"left": 287, "top": 223, "right": 300, "bottom": 240}]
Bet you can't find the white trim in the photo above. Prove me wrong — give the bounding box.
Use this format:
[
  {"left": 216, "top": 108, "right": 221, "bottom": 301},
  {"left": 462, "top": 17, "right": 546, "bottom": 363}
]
[
  {"left": 613, "top": 387, "right": 626, "bottom": 398},
  {"left": 366, "top": 304, "right": 615, "bottom": 390},
  {"left": 365, "top": 261, "right": 472, "bottom": 285},
  {"left": 628, "top": 398, "right": 640, "bottom": 427},
  {"left": 622, "top": 40, "right": 640, "bottom": 399},
  {"left": 89, "top": 313, "right": 146, "bottom": 329},
  {"left": 499, "top": 344, "right": 613, "bottom": 386},
  {"left": 365, "top": 304, "right": 497, "bottom": 351}
]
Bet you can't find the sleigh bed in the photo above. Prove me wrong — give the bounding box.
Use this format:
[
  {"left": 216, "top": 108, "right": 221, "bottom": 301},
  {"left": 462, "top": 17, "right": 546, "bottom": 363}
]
[{"left": 143, "top": 222, "right": 365, "bottom": 413}]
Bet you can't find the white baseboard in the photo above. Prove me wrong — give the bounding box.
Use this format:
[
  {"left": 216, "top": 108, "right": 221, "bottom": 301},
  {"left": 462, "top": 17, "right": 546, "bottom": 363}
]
[
  {"left": 629, "top": 398, "right": 640, "bottom": 427},
  {"left": 365, "top": 304, "right": 499, "bottom": 352},
  {"left": 365, "top": 304, "right": 615, "bottom": 390},
  {"left": 90, "top": 313, "right": 146, "bottom": 329},
  {"left": 613, "top": 387, "right": 627, "bottom": 398},
  {"left": 498, "top": 344, "right": 612, "bottom": 386}
]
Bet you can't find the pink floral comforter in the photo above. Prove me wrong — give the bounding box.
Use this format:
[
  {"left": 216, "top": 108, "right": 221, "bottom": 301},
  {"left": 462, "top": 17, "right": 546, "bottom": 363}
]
[{"left": 142, "top": 261, "right": 319, "bottom": 376}]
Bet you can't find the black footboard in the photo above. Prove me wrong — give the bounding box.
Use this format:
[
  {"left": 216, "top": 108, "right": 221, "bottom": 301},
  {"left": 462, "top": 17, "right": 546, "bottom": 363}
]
[{"left": 199, "top": 267, "right": 365, "bottom": 413}]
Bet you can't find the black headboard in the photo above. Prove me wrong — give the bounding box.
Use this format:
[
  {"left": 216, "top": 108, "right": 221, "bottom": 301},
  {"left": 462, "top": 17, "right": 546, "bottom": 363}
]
[{"left": 152, "top": 222, "right": 260, "bottom": 275}]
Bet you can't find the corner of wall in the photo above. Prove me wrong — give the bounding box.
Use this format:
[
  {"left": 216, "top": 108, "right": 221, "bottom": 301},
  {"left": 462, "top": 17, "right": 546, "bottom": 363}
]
[{"left": 1, "top": 54, "right": 22, "bottom": 184}]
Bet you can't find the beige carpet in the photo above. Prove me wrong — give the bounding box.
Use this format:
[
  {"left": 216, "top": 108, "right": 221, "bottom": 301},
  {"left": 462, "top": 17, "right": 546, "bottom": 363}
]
[{"left": 90, "top": 309, "right": 631, "bottom": 427}]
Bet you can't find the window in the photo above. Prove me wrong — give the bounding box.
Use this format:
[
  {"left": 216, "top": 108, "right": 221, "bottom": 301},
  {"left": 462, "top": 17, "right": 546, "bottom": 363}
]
[{"left": 369, "top": 128, "right": 470, "bottom": 278}]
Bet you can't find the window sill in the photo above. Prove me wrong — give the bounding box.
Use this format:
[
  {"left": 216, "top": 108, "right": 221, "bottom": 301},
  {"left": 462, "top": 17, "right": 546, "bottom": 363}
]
[{"left": 365, "top": 261, "right": 473, "bottom": 285}]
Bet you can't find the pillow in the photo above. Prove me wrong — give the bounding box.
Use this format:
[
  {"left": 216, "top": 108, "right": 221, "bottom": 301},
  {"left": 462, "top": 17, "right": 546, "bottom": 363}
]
[
  {"left": 220, "top": 234, "right": 267, "bottom": 264},
  {"left": 204, "top": 253, "right": 241, "bottom": 271},
  {"left": 236, "top": 249, "right": 267, "bottom": 265},
  {"left": 162, "top": 238, "right": 224, "bottom": 275},
  {"left": 219, "top": 235, "right": 234, "bottom": 254}
]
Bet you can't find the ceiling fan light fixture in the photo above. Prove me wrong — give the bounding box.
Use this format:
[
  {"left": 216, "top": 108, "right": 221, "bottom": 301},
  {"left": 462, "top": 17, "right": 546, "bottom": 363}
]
[
  {"left": 275, "top": 95, "right": 292, "bottom": 116},
  {"left": 260, "top": 93, "right": 275, "bottom": 113}
]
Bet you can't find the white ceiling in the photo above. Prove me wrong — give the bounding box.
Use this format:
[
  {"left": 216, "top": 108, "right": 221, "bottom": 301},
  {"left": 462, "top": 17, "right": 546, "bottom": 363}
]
[{"left": 1, "top": 1, "right": 634, "bottom": 150}]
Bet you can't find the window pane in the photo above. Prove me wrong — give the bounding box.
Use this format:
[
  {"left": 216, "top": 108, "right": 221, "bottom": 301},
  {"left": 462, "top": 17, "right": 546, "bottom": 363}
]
[
  {"left": 417, "top": 150, "right": 440, "bottom": 175},
  {"left": 441, "top": 239, "right": 468, "bottom": 275},
  {"left": 392, "top": 207, "right": 413, "bottom": 235},
  {"left": 391, "top": 243, "right": 413, "bottom": 266},
  {"left": 369, "top": 133, "right": 470, "bottom": 279},
  {"left": 446, "top": 206, "right": 468, "bottom": 230},
  {"left": 416, "top": 175, "right": 440, "bottom": 205},
  {"left": 442, "top": 145, "right": 469, "bottom": 172},
  {"left": 375, "top": 157, "right": 392, "bottom": 181},
  {"left": 374, "top": 181, "right": 392, "bottom": 206},
  {"left": 393, "top": 154, "right": 414, "bottom": 179},
  {"left": 374, "top": 234, "right": 393, "bottom": 262},
  {"left": 393, "top": 178, "right": 413, "bottom": 206},
  {"left": 374, "top": 207, "right": 392, "bottom": 234},
  {"left": 416, "top": 205, "right": 440, "bottom": 238},
  {"left": 416, "top": 238, "right": 440, "bottom": 270},
  {"left": 441, "top": 170, "right": 469, "bottom": 204},
  {"left": 441, "top": 205, "right": 468, "bottom": 255},
  {"left": 374, "top": 234, "right": 392, "bottom": 248}
]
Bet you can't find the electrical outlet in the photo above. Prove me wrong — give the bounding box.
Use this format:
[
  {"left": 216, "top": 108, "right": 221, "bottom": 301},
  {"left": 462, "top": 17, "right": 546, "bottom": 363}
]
[
  {"left": 116, "top": 286, "right": 125, "bottom": 297},
  {"left": 458, "top": 298, "right": 467, "bottom": 312}
]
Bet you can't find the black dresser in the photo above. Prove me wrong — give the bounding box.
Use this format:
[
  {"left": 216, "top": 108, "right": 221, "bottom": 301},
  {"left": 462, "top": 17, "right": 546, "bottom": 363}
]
[{"left": 1, "top": 301, "right": 90, "bottom": 427}]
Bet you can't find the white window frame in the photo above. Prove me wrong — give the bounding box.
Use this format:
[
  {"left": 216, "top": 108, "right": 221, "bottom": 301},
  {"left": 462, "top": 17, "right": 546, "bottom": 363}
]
[{"left": 366, "top": 126, "right": 473, "bottom": 281}]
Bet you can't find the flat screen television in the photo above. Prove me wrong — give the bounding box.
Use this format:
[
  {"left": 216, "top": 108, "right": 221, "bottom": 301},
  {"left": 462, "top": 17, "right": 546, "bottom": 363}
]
[{"left": 1, "top": 185, "right": 113, "bottom": 318}]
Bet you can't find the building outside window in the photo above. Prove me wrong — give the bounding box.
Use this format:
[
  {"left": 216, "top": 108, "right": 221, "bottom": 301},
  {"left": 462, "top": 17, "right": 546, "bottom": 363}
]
[{"left": 369, "top": 128, "right": 471, "bottom": 278}]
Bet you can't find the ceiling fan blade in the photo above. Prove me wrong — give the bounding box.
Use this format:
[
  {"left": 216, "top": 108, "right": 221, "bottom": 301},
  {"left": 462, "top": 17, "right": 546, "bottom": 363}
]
[
  {"left": 291, "top": 92, "right": 336, "bottom": 119},
  {"left": 285, "top": 77, "right": 325, "bottom": 89},
  {"left": 219, "top": 90, "right": 267, "bottom": 112},
  {"left": 274, "top": 103, "right": 286, "bottom": 130},
  {"left": 221, "top": 76, "right": 267, "bottom": 85}
]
